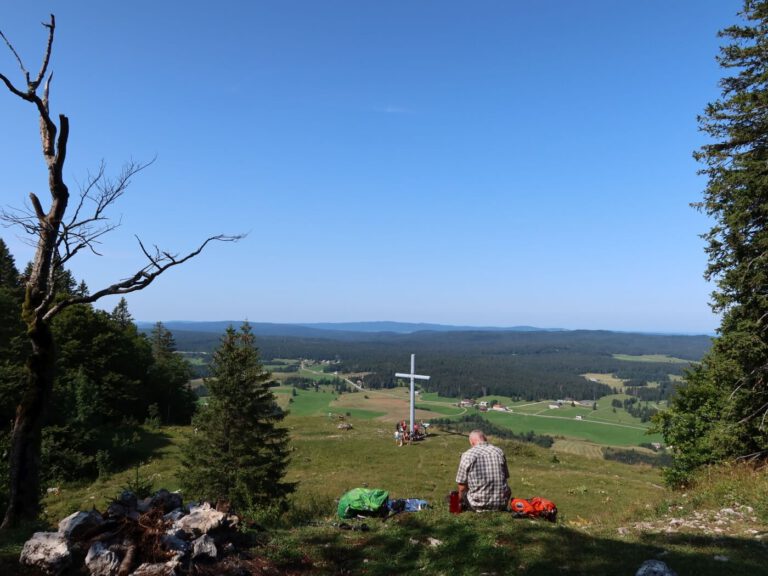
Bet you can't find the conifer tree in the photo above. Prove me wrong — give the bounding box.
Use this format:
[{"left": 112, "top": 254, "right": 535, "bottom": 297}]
[
  {"left": 655, "top": 0, "right": 768, "bottom": 484},
  {"left": 147, "top": 322, "right": 195, "bottom": 425},
  {"left": 181, "top": 323, "right": 294, "bottom": 511}
]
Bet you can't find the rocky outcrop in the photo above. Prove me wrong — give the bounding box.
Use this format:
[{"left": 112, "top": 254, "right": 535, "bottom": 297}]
[
  {"left": 618, "top": 504, "right": 764, "bottom": 539},
  {"left": 635, "top": 559, "right": 678, "bottom": 576},
  {"left": 19, "top": 532, "right": 71, "bottom": 575},
  {"left": 19, "top": 489, "right": 241, "bottom": 576}
]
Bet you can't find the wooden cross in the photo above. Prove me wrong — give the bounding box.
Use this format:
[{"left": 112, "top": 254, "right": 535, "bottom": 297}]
[{"left": 395, "top": 354, "right": 430, "bottom": 435}]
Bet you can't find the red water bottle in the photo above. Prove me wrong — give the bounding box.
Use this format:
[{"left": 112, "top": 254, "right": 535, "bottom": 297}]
[{"left": 449, "top": 490, "right": 462, "bottom": 514}]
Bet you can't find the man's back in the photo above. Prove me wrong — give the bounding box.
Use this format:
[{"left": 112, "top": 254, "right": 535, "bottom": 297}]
[{"left": 455, "top": 439, "right": 510, "bottom": 511}]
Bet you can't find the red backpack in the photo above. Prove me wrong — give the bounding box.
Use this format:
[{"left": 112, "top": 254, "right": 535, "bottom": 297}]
[{"left": 509, "top": 497, "right": 558, "bottom": 522}]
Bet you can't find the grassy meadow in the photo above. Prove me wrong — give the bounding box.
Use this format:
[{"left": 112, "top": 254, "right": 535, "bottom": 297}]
[
  {"left": 4, "top": 410, "right": 765, "bottom": 576},
  {"left": 3, "top": 372, "right": 765, "bottom": 574}
]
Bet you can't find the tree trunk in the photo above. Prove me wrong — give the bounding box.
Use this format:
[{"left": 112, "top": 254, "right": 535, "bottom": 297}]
[{"left": 1, "top": 320, "right": 55, "bottom": 529}]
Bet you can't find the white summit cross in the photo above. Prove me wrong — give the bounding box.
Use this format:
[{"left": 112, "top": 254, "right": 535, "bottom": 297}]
[{"left": 395, "top": 354, "right": 430, "bottom": 435}]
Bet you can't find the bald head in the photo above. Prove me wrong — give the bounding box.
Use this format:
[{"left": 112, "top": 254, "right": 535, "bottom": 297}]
[{"left": 469, "top": 430, "right": 487, "bottom": 446}]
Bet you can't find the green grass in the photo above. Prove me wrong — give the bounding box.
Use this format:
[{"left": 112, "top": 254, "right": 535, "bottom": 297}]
[
  {"left": 612, "top": 354, "right": 693, "bottom": 364},
  {"left": 3, "top": 417, "right": 766, "bottom": 575},
  {"left": 480, "top": 410, "right": 661, "bottom": 446},
  {"left": 415, "top": 403, "right": 464, "bottom": 416},
  {"left": 275, "top": 387, "right": 386, "bottom": 419},
  {"left": 418, "top": 392, "right": 461, "bottom": 404}
]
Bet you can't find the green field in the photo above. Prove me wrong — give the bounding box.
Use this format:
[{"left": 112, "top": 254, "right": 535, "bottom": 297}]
[
  {"left": 11, "top": 416, "right": 764, "bottom": 576},
  {"left": 612, "top": 354, "right": 693, "bottom": 364},
  {"left": 275, "top": 386, "right": 385, "bottom": 419},
  {"left": 414, "top": 402, "right": 464, "bottom": 416},
  {"left": 418, "top": 392, "right": 462, "bottom": 404},
  {"left": 480, "top": 409, "right": 660, "bottom": 446}
]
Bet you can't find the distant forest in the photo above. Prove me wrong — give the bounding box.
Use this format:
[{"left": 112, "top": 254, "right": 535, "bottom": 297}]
[{"left": 168, "top": 329, "right": 712, "bottom": 401}]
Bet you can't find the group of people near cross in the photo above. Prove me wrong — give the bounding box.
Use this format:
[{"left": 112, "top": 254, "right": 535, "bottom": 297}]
[{"left": 393, "top": 419, "right": 427, "bottom": 446}]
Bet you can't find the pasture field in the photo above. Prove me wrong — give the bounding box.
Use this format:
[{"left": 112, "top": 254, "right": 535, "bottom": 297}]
[
  {"left": 481, "top": 410, "right": 660, "bottom": 446},
  {"left": 274, "top": 386, "right": 386, "bottom": 419},
  {"left": 16, "top": 416, "right": 765, "bottom": 576},
  {"left": 275, "top": 377, "right": 661, "bottom": 447},
  {"left": 551, "top": 439, "right": 606, "bottom": 459},
  {"left": 612, "top": 354, "right": 693, "bottom": 364},
  {"left": 415, "top": 403, "right": 464, "bottom": 416},
  {"left": 417, "top": 391, "right": 460, "bottom": 404},
  {"left": 583, "top": 372, "right": 626, "bottom": 388}
]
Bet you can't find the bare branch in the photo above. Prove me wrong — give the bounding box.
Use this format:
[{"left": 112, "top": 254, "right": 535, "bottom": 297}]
[
  {"left": 53, "top": 114, "right": 68, "bottom": 173},
  {"left": 0, "top": 71, "right": 32, "bottom": 101},
  {"left": 68, "top": 162, "right": 106, "bottom": 226},
  {"left": 28, "top": 193, "right": 47, "bottom": 223},
  {"left": 737, "top": 399, "right": 768, "bottom": 426},
  {"left": 42, "top": 234, "right": 245, "bottom": 321},
  {"left": 31, "top": 15, "right": 55, "bottom": 90},
  {"left": 0, "top": 27, "right": 30, "bottom": 84},
  {"left": 42, "top": 71, "right": 52, "bottom": 107}
]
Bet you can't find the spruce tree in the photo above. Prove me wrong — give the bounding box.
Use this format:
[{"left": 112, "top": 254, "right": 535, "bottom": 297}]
[
  {"left": 147, "top": 322, "right": 195, "bottom": 424},
  {"left": 655, "top": 0, "right": 768, "bottom": 484},
  {"left": 181, "top": 323, "right": 295, "bottom": 511}
]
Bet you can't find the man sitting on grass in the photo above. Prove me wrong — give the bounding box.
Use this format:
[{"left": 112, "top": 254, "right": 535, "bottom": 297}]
[{"left": 455, "top": 429, "right": 511, "bottom": 511}]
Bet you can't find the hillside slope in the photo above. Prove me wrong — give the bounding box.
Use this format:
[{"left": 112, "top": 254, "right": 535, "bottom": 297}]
[{"left": 9, "top": 414, "right": 764, "bottom": 576}]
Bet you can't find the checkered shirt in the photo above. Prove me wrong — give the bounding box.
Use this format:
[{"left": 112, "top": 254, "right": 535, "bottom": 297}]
[{"left": 455, "top": 442, "right": 510, "bottom": 511}]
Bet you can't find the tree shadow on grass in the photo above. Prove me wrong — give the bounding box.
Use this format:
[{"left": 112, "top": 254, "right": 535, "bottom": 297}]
[
  {"left": 108, "top": 425, "right": 176, "bottom": 470},
  {"left": 293, "top": 513, "right": 767, "bottom": 576}
]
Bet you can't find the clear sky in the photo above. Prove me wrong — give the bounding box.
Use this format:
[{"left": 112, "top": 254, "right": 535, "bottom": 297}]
[{"left": 0, "top": 1, "right": 742, "bottom": 334}]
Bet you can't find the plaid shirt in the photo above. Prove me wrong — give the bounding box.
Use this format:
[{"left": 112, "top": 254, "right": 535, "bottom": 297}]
[{"left": 455, "top": 442, "right": 510, "bottom": 511}]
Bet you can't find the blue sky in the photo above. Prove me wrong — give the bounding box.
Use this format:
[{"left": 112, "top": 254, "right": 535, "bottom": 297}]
[{"left": 0, "top": 1, "right": 741, "bottom": 333}]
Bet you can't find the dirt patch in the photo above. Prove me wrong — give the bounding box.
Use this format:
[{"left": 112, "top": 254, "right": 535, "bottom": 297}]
[{"left": 331, "top": 393, "right": 442, "bottom": 423}]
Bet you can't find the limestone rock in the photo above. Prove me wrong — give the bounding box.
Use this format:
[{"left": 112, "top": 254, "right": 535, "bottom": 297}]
[
  {"left": 174, "top": 502, "right": 225, "bottom": 536},
  {"left": 162, "top": 508, "right": 185, "bottom": 522},
  {"left": 20, "top": 532, "right": 71, "bottom": 575},
  {"left": 150, "top": 489, "right": 183, "bottom": 513},
  {"left": 130, "top": 561, "right": 178, "bottom": 576},
  {"left": 136, "top": 497, "right": 153, "bottom": 513},
  {"left": 636, "top": 559, "right": 678, "bottom": 576},
  {"left": 117, "top": 490, "right": 138, "bottom": 510},
  {"left": 85, "top": 541, "right": 121, "bottom": 576},
  {"left": 59, "top": 510, "right": 104, "bottom": 542},
  {"left": 192, "top": 534, "right": 217, "bottom": 560},
  {"left": 161, "top": 533, "right": 190, "bottom": 557}
]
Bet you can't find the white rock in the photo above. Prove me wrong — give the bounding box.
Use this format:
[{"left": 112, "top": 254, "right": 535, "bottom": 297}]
[
  {"left": 714, "top": 555, "right": 729, "bottom": 562},
  {"left": 85, "top": 541, "right": 121, "bottom": 576},
  {"left": 635, "top": 559, "right": 678, "bottom": 576},
  {"left": 173, "top": 505, "right": 225, "bottom": 536},
  {"left": 130, "top": 561, "right": 178, "bottom": 576},
  {"left": 20, "top": 532, "right": 71, "bottom": 575},
  {"left": 162, "top": 508, "right": 186, "bottom": 522},
  {"left": 58, "top": 510, "right": 103, "bottom": 542},
  {"left": 191, "top": 534, "right": 217, "bottom": 560}
]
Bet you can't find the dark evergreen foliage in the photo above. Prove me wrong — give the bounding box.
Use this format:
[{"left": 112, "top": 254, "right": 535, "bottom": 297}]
[
  {"left": 146, "top": 322, "right": 196, "bottom": 424},
  {"left": 654, "top": 0, "right": 768, "bottom": 484},
  {"left": 169, "top": 329, "right": 710, "bottom": 402},
  {"left": 0, "top": 257, "right": 198, "bottom": 490},
  {"left": 602, "top": 447, "right": 673, "bottom": 468},
  {"left": 181, "top": 323, "right": 295, "bottom": 512}
]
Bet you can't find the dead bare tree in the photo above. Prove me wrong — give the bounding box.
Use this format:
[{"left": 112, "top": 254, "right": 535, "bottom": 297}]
[{"left": 0, "top": 15, "right": 242, "bottom": 528}]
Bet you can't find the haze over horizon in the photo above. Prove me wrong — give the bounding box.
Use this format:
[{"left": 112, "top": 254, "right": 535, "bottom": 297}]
[
  {"left": 134, "top": 318, "right": 716, "bottom": 337},
  {"left": 0, "top": 1, "right": 735, "bottom": 335}
]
